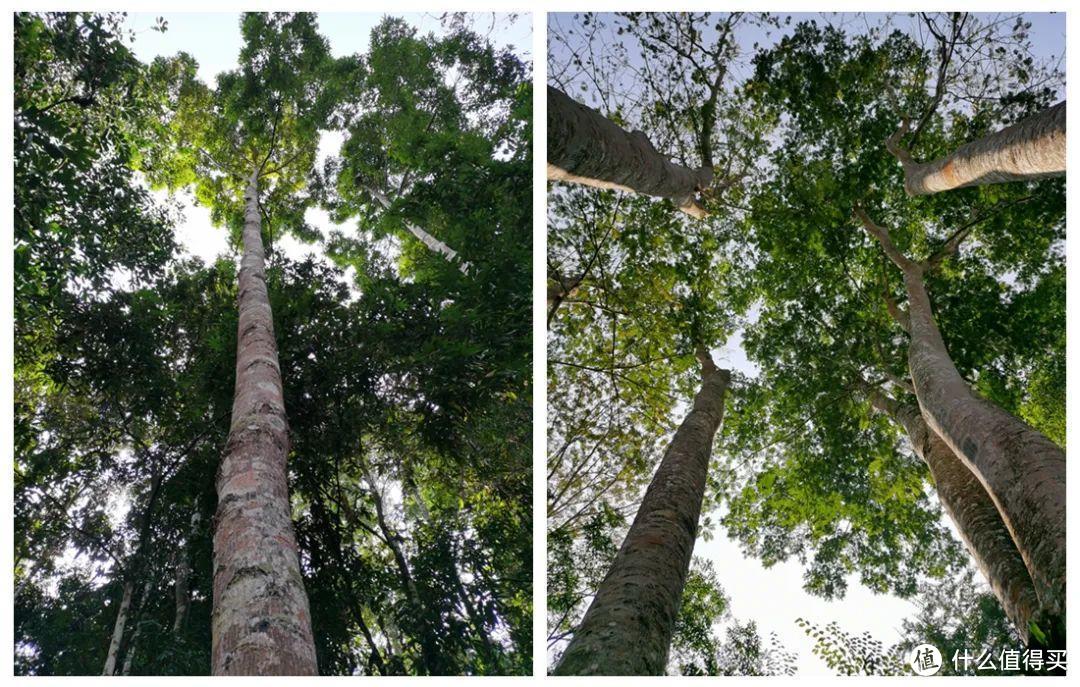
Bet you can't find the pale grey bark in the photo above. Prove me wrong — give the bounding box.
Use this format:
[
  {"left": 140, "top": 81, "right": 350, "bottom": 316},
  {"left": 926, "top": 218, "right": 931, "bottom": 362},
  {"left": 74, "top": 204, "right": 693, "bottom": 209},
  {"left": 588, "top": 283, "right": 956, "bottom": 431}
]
[
  {"left": 102, "top": 579, "right": 134, "bottom": 675},
  {"left": 211, "top": 168, "right": 318, "bottom": 675},
  {"left": 888, "top": 101, "right": 1065, "bottom": 195},
  {"left": 548, "top": 85, "right": 713, "bottom": 218},
  {"left": 864, "top": 385, "right": 1039, "bottom": 641},
  {"left": 121, "top": 577, "right": 154, "bottom": 675},
  {"left": 367, "top": 186, "right": 470, "bottom": 274},
  {"left": 859, "top": 209, "right": 1066, "bottom": 636},
  {"left": 554, "top": 349, "right": 730, "bottom": 675}
]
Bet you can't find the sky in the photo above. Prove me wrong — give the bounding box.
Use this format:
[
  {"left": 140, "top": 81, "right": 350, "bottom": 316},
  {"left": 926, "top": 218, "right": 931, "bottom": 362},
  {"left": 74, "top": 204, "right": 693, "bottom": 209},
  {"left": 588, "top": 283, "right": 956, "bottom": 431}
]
[{"left": 548, "top": 11, "right": 1065, "bottom": 675}]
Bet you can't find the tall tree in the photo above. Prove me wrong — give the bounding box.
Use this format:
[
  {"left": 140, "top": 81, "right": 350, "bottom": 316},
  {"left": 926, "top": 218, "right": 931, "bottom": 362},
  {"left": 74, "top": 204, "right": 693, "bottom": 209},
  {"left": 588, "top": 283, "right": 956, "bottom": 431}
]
[
  {"left": 554, "top": 350, "right": 730, "bottom": 675},
  {"left": 856, "top": 206, "right": 1065, "bottom": 644},
  {"left": 142, "top": 13, "right": 349, "bottom": 674}
]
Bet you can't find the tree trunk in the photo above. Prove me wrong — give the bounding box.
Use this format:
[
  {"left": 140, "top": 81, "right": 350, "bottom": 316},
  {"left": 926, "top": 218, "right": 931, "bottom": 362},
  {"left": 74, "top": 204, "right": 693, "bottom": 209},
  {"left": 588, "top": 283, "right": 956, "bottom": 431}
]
[
  {"left": 891, "top": 101, "right": 1065, "bottom": 195},
  {"left": 547, "top": 85, "right": 713, "bottom": 218},
  {"left": 121, "top": 577, "right": 155, "bottom": 675},
  {"left": 900, "top": 266, "right": 1065, "bottom": 639},
  {"left": 367, "top": 186, "right": 469, "bottom": 273},
  {"left": 553, "top": 352, "right": 730, "bottom": 675},
  {"left": 363, "top": 462, "right": 441, "bottom": 674},
  {"left": 865, "top": 387, "right": 1040, "bottom": 641},
  {"left": 173, "top": 508, "right": 200, "bottom": 633},
  {"left": 211, "top": 167, "right": 318, "bottom": 675},
  {"left": 102, "top": 579, "right": 134, "bottom": 675}
]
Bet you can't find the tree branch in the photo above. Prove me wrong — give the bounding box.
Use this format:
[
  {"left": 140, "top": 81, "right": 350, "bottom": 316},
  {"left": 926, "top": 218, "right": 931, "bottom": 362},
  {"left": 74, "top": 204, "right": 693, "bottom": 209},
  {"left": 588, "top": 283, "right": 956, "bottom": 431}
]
[{"left": 853, "top": 203, "right": 921, "bottom": 275}]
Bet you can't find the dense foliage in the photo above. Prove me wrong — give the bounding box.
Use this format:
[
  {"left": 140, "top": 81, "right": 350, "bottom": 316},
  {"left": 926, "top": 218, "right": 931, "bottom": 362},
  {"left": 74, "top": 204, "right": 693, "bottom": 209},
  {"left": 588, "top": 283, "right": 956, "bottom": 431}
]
[
  {"left": 14, "top": 11, "right": 531, "bottom": 676},
  {"left": 547, "top": 12, "right": 1064, "bottom": 674}
]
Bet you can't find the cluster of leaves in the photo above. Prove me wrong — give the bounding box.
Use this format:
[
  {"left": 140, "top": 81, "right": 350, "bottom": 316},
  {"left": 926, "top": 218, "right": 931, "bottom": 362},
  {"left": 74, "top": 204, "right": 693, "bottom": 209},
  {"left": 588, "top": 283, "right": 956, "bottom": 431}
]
[
  {"left": 15, "top": 12, "right": 531, "bottom": 676},
  {"left": 801, "top": 567, "right": 1029, "bottom": 676}
]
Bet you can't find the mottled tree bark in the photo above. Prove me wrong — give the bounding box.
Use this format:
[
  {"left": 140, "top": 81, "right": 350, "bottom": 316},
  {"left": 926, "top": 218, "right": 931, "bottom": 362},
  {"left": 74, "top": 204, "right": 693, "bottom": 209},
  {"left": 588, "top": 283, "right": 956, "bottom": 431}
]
[
  {"left": 211, "top": 168, "right": 318, "bottom": 675},
  {"left": 865, "top": 387, "right": 1040, "bottom": 641},
  {"left": 102, "top": 579, "right": 134, "bottom": 675},
  {"left": 554, "top": 351, "right": 730, "bottom": 675},
  {"left": 547, "top": 85, "right": 713, "bottom": 218},
  {"left": 888, "top": 101, "right": 1065, "bottom": 195},
  {"left": 903, "top": 267, "right": 1066, "bottom": 634},
  {"left": 859, "top": 210, "right": 1066, "bottom": 640}
]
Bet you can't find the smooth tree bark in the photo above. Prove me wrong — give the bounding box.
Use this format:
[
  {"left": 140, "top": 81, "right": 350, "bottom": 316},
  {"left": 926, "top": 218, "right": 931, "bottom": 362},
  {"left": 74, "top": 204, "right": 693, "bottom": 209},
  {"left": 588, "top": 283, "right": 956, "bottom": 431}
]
[
  {"left": 857, "top": 208, "right": 1066, "bottom": 640},
  {"left": 887, "top": 101, "right": 1065, "bottom": 196},
  {"left": 367, "top": 186, "right": 470, "bottom": 274},
  {"left": 863, "top": 384, "right": 1040, "bottom": 641},
  {"left": 102, "top": 579, "right": 134, "bottom": 675},
  {"left": 121, "top": 577, "right": 155, "bottom": 675},
  {"left": 554, "top": 349, "right": 731, "bottom": 675},
  {"left": 547, "top": 85, "right": 714, "bottom": 219},
  {"left": 211, "top": 168, "right": 318, "bottom": 675}
]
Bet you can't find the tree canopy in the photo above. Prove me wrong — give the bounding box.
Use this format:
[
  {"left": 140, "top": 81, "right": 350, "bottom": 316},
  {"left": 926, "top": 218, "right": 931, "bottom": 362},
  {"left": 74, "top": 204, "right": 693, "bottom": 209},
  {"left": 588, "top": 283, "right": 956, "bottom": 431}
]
[
  {"left": 547, "top": 11, "right": 1064, "bottom": 675},
  {"left": 15, "top": 11, "right": 531, "bottom": 676}
]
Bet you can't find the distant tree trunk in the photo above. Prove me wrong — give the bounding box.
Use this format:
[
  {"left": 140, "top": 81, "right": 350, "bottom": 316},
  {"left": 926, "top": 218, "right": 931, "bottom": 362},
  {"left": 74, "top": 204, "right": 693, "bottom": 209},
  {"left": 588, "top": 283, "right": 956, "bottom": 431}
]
[
  {"left": 864, "top": 386, "right": 1040, "bottom": 641},
  {"left": 102, "top": 579, "right": 134, "bottom": 675},
  {"left": 351, "top": 603, "right": 387, "bottom": 675},
  {"left": 211, "top": 167, "right": 318, "bottom": 675},
  {"left": 900, "top": 265, "right": 1065, "bottom": 638},
  {"left": 554, "top": 350, "right": 730, "bottom": 675},
  {"left": 366, "top": 186, "right": 469, "bottom": 273},
  {"left": 121, "top": 577, "right": 155, "bottom": 675},
  {"left": 402, "top": 471, "right": 502, "bottom": 670},
  {"left": 547, "top": 85, "right": 713, "bottom": 218},
  {"left": 363, "top": 462, "right": 441, "bottom": 674},
  {"left": 889, "top": 101, "right": 1065, "bottom": 195},
  {"left": 173, "top": 508, "right": 200, "bottom": 633}
]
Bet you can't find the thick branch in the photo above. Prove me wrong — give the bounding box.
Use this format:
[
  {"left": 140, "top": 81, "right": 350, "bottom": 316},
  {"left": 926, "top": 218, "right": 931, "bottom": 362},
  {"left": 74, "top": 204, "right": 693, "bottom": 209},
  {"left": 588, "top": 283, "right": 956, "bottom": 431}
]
[{"left": 853, "top": 204, "right": 922, "bottom": 275}]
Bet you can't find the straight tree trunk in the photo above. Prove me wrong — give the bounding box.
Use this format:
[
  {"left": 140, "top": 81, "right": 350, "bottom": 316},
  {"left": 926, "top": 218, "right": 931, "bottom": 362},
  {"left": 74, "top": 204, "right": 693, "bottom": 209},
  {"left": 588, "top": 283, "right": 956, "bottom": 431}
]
[
  {"left": 121, "top": 577, "right": 155, "bottom": 675},
  {"left": 889, "top": 101, "right": 1065, "bottom": 195},
  {"left": 547, "top": 85, "right": 713, "bottom": 218},
  {"left": 901, "top": 266, "right": 1065, "bottom": 634},
  {"left": 102, "top": 579, "right": 134, "bottom": 675},
  {"left": 864, "top": 387, "right": 1040, "bottom": 641},
  {"left": 173, "top": 508, "right": 200, "bottom": 633},
  {"left": 211, "top": 167, "right": 318, "bottom": 675},
  {"left": 554, "top": 351, "right": 730, "bottom": 675}
]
